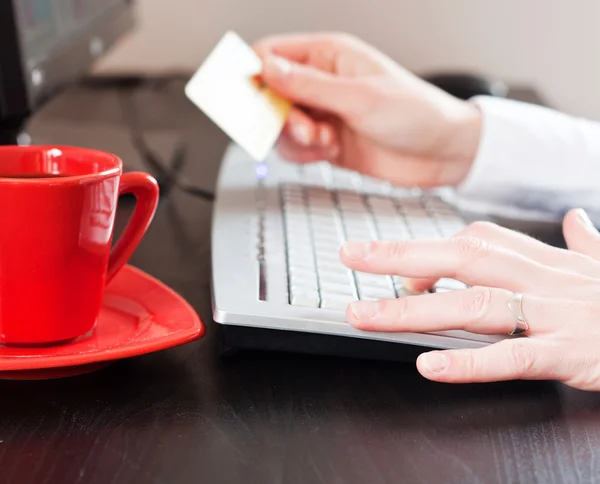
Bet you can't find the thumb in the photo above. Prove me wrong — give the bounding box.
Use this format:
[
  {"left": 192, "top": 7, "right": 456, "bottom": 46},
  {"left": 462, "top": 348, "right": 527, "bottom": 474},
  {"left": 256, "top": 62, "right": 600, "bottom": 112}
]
[
  {"left": 563, "top": 208, "right": 600, "bottom": 261},
  {"left": 262, "top": 55, "right": 363, "bottom": 116},
  {"left": 417, "top": 339, "right": 566, "bottom": 384}
]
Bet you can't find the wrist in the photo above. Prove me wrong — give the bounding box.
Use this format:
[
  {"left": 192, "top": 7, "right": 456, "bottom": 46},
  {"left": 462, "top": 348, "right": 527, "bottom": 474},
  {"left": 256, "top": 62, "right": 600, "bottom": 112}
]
[{"left": 436, "top": 98, "right": 483, "bottom": 186}]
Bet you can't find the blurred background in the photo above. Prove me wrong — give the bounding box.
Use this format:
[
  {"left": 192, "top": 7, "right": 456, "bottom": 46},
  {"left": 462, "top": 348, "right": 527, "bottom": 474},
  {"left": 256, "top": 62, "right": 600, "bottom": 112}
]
[{"left": 93, "top": 0, "right": 600, "bottom": 120}]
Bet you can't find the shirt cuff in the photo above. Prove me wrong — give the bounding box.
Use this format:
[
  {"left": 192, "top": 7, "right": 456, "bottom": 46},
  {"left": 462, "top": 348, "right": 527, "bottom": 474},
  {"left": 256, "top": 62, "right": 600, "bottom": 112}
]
[{"left": 456, "top": 95, "right": 600, "bottom": 218}]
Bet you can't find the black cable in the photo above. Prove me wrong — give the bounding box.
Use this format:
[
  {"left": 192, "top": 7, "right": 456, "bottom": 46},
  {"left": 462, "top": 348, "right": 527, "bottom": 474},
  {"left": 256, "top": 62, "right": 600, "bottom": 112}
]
[
  {"left": 80, "top": 73, "right": 191, "bottom": 90},
  {"left": 129, "top": 126, "right": 215, "bottom": 200},
  {"left": 83, "top": 75, "right": 215, "bottom": 201}
]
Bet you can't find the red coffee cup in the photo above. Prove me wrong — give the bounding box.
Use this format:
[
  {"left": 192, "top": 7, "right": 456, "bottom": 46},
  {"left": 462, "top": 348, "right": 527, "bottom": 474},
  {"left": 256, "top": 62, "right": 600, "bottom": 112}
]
[{"left": 0, "top": 146, "right": 160, "bottom": 345}]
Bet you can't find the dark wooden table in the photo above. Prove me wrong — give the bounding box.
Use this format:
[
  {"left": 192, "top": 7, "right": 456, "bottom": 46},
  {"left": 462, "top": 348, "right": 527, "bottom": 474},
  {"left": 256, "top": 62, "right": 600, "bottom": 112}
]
[{"left": 0, "top": 80, "right": 598, "bottom": 484}]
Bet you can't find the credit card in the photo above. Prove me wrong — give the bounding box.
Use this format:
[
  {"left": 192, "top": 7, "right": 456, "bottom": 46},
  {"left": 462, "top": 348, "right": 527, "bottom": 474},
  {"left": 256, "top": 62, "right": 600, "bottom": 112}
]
[{"left": 185, "top": 31, "right": 291, "bottom": 161}]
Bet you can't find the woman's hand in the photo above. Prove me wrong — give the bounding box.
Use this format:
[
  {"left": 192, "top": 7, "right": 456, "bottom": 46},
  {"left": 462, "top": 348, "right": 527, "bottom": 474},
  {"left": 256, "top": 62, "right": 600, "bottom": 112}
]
[
  {"left": 254, "top": 33, "right": 481, "bottom": 188},
  {"left": 340, "top": 208, "right": 600, "bottom": 391}
]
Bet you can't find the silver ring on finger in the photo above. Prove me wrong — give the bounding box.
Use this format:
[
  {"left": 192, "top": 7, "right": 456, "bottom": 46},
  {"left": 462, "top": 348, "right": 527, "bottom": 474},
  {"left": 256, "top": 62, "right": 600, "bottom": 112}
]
[{"left": 508, "top": 293, "right": 529, "bottom": 335}]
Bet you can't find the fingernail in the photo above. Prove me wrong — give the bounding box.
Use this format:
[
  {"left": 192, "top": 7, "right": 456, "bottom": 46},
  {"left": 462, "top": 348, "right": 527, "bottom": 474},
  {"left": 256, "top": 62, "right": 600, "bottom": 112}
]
[
  {"left": 575, "top": 208, "right": 595, "bottom": 230},
  {"left": 403, "top": 279, "right": 419, "bottom": 292},
  {"left": 403, "top": 278, "right": 427, "bottom": 295},
  {"left": 350, "top": 301, "right": 379, "bottom": 320},
  {"left": 264, "top": 55, "right": 292, "bottom": 80},
  {"left": 291, "top": 123, "right": 311, "bottom": 146},
  {"left": 342, "top": 242, "right": 367, "bottom": 260},
  {"left": 419, "top": 352, "right": 448, "bottom": 373}
]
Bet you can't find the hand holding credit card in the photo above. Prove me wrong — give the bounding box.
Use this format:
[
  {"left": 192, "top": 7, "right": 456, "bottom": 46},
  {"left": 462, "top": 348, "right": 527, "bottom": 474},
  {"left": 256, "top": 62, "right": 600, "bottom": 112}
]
[{"left": 185, "top": 31, "right": 291, "bottom": 161}]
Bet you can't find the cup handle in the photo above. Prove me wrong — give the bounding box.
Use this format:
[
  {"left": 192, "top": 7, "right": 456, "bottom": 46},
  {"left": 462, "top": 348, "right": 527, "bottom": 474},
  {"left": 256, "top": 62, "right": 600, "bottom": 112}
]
[{"left": 106, "top": 172, "right": 160, "bottom": 285}]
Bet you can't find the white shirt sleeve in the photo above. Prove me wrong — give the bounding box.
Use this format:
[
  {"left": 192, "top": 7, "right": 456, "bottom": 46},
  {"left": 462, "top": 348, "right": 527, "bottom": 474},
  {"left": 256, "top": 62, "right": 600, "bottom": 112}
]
[{"left": 455, "top": 96, "right": 600, "bottom": 223}]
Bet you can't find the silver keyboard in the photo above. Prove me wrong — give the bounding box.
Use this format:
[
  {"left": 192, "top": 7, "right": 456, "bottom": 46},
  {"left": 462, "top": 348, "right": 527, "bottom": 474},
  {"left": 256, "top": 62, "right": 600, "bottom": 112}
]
[{"left": 212, "top": 144, "right": 508, "bottom": 351}]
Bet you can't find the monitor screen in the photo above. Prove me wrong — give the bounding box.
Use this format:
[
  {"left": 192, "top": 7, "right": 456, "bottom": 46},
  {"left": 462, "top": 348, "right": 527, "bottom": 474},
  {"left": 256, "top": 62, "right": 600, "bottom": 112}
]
[
  {"left": 0, "top": 0, "right": 133, "bottom": 131},
  {"left": 15, "top": 0, "right": 124, "bottom": 69}
]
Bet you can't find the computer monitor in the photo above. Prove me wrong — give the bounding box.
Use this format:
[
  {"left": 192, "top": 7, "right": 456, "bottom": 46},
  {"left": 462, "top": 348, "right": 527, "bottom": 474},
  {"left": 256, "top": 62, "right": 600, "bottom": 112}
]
[{"left": 0, "top": 0, "right": 135, "bottom": 144}]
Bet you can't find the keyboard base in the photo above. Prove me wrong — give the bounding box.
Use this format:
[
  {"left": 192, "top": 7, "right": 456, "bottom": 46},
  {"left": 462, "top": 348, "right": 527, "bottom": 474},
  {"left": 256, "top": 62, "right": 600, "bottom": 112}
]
[{"left": 217, "top": 324, "right": 435, "bottom": 363}]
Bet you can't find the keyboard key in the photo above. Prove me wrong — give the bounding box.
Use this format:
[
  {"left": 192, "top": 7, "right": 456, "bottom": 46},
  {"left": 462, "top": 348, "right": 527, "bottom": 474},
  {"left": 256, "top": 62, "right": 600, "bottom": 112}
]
[
  {"left": 398, "top": 206, "right": 424, "bottom": 217},
  {"left": 290, "top": 282, "right": 318, "bottom": 294},
  {"left": 315, "top": 250, "right": 341, "bottom": 262},
  {"left": 288, "top": 246, "right": 313, "bottom": 257},
  {"left": 338, "top": 201, "right": 364, "bottom": 209},
  {"left": 356, "top": 273, "right": 391, "bottom": 286},
  {"left": 361, "top": 177, "right": 389, "bottom": 194},
  {"left": 289, "top": 259, "right": 315, "bottom": 272},
  {"left": 290, "top": 270, "right": 317, "bottom": 283},
  {"left": 288, "top": 247, "right": 314, "bottom": 259},
  {"left": 331, "top": 169, "right": 358, "bottom": 190},
  {"left": 286, "top": 216, "right": 309, "bottom": 228},
  {"left": 285, "top": 205, "right": 308, "bottom": 215},
  {"left": 313, "top": 238, "right": 342, "bottom": 250},
  {"left": 321, "top": 294, "right": 355, "bottom": 310},
  {"left": 409, "top": 228, "right": 440, "bottom": 239},
  {"left": 291, "top": 290, "right": 320, "bottom": 308},
  {"left": 359, "top": 288, "right": 396, "bottom": 300},
  {"left": 319, "top": 271, "right": 354, "bottom": 285},
  {"left": 286, "top": 222, "right": 310, "bottom": 234},
  {"left": 357, "top": 276, "right": 394, "bottom": 288},
  {"left": 290, "top": 264, "right": 316, "bottom": 276},
  {"left": 439, "top": 223, "right": 466, "bottom": 237},
  {"left": 310, "top": 211, "right": 337, "bottom": 220},
  {"left": 338, "top": 194, "right": 363, "bottom": 203},
  {"left": 315, "top": 253, "right": 342, "bottom": 266},
  {"left": 373, "top": 211, "right": 401, "bottom": 222},
  {"left": 360, "top": 294, "right": 392, "bottom": 302},
  {"left": 358, "top": 282, "right": 395, "bottom": 293},
  {"left": 432, "top": 278, "right": 468, "bottom": 292},
  {"left": 367, "top": 192, "right": 394, "bottom": 203},
  {"left": 343, "top": 220, "right": 371, "bottom": 232},
  {"left": 290, "top": 275, "right": 319, "bottom": 291},
  {"left": 345, "top": 235, "right": 371, "bottom": 244},
  {"left": 287, "top": 240, "right": 313, "bottom": 251},
  {"left": 290, "top": 279, "right": 318, "bottom": 292},
  {"left": 320, "top": 280, "right": 355, "bottom": 295},
  {"left": 306, "top": 187, "right": 329, "bottom": 197},
  {"left": 379, "top": 231, "right": 411, "bottom": 241},
  {"left": 314, "top": 238, "right": 341, "bottom": 250},
  {"left": 314, "top": 240, "right": 340, "bottom": 251},
  {"left": 303, "top": 165, "right": 326, "bottom": 186},
  {"left": 283, "top": 189, "right": 303, "bottom": 198},
  {"left": 431, "top": 209, "right": 461, "bottom": 219}
]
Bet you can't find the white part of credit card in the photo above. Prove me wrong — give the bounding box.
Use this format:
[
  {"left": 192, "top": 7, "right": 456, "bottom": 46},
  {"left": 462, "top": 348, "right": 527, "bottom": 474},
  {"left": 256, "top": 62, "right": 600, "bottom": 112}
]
[{"left": 185, "top": 31, "right": 291, "bottom": 162}]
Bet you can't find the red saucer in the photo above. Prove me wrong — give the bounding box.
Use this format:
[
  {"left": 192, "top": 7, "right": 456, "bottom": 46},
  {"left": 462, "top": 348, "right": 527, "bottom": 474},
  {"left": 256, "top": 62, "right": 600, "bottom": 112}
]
[{"left": 0, "top": 265, "right": 205, "bottom": 379}]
